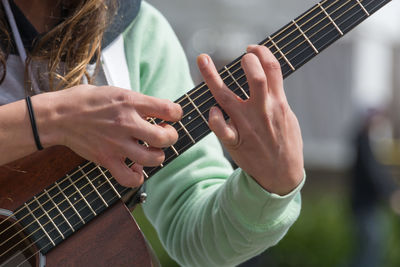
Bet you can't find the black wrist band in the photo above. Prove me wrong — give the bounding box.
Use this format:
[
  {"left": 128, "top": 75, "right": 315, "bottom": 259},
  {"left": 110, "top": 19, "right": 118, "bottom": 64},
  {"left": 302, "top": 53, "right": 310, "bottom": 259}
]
[{"left": 25, "top": 96, "right": 43, "bottom": 151}]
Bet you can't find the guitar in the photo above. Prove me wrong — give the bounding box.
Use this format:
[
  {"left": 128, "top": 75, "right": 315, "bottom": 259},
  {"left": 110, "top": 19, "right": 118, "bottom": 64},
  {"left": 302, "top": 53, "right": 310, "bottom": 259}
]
[{"left": 0, "top": 0, "right": 392, "bottom": 266}]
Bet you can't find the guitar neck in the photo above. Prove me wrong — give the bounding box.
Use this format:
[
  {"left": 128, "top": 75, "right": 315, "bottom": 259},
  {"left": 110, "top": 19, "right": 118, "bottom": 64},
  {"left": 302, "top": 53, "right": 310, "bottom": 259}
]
[
  {"left": 13, "top": 0, "right": 391, "bottom": 255},
  {"left": 143, "top": 0, "right": 392, "bottom": 178}
]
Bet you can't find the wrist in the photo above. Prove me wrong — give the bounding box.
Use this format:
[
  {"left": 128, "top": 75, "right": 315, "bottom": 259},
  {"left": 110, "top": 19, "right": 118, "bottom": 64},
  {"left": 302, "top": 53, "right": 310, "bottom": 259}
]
[
  {"left": 31, "top": 92, "right": 64, "bottom": 148},
  {"left": 252, "top": 168, "right": 304, "bottom": 196}
]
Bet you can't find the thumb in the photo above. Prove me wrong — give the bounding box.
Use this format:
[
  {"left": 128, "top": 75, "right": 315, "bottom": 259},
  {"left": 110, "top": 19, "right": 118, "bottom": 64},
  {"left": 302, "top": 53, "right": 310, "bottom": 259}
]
[{"left": 105, "top": 157, "right": 144, "bottom": 188}]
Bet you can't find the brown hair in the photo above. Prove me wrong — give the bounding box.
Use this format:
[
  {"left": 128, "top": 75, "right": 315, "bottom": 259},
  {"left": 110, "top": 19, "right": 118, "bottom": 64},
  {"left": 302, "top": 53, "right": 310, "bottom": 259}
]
[{"left": 0, "top": 0, "right": 116, "bottom": 92}]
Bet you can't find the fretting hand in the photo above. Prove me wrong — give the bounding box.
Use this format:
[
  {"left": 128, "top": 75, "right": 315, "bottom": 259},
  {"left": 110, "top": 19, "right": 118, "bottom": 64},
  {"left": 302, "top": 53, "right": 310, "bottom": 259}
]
[{"left": 197, "top": 45, "right": 304, "bottom": 195}]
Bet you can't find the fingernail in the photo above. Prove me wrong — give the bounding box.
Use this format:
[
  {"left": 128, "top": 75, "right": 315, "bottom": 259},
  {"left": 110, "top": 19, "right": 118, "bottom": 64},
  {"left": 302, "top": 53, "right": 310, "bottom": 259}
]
[
  {"left": 198, "top": 54, "right": 209, "bottom": 68},
  {"left": 246, "top": 44, "right": 257, "bottom": 52},
  {"left": 209, "top": 106, "right": 217, "bottom": 118}
]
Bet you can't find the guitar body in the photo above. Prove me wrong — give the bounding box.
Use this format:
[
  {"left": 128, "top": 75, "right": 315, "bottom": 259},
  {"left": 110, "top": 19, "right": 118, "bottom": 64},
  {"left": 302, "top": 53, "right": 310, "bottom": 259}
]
[{"left": 0, "top": 147, "right": 154, "bottom": 266}]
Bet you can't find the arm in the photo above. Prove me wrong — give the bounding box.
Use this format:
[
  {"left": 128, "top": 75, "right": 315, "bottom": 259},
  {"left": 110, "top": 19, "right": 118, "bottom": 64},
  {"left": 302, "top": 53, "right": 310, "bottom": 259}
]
[
  {"left": 0, "top": 84, "right": 182, "bottom": 188},
  {"left": 124, "top": 3, "right": 305, "bottom": 266}
]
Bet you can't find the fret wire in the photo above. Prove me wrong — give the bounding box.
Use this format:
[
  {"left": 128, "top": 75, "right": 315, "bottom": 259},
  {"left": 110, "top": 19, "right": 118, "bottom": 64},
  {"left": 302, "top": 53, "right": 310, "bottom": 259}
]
[
  {"left": 15, "top": 185, "right": 130, "bottom": 266},
  {"left": 97, "top": 165, "right": 121, "bottom": 198},
  {"left": 143, "top": 169, "right": 149, "bottom": 178},
  {"left": 4, "top": 170, "right": 126, "bottom": 258},
  {"left": 157, "top": 0, "right": 376, "bottom": 166},
  {"left": 147, "top": 117, "right": 176, "bottom": 164},
  {"left": 33, "top": 196, "right": 65, "bottom": 240},
  {"left": 4, "top": 0, "right": 360, "bottom": 247},
  {"left": 139, "top": 0, "right": 346, "bottom": 137},
  {"left": 0, "top": 162, "right": 94, "bottom": 234},
  {"left": 0, "top": 0, "right": 384, "bottom": 262},
  {"left": 0, "top": 6, "right": 340, "bottom": 233},
  {"left": 55, "top": 181, "right": 85, "bottom": 224},
  {"left": 268, "top": 36, "right": 295, "bottom": 71},
  {"left": 159, "top": 1, "right": 360, "bottom": 157},
  {"left": 178, "top": 120, "right": 196, "bottom": 144},
  {"left": 356, "top": 0, "right": 370, "bottom": 15},
  {"left": 44, "top": 189, "right": 75, "bottom": 232},
  {"left": 160, "top": 0, "right": 382, "bottom": 177},
  {"left": 173, "top": 0, "right": 332, "bottom": 108},
  {"left": 166, "top": 0, "right": 367, "bottom": 148},
  {"left": 9, "top": 1, "right": 390, "bottom": 264},
  {"left": 185, "top": 93, "right": 209, "bottom": 127},
  {"left": 318, "top": 2, "right": 344, "bottom": 35},
  {"left": 141, "top": 141, "right": 164, "bottom": 168},
  {"left": 5, "top": 176, "right": 132, "bottom": 264},
  {"left": 81, "top": 170, "right": 109, "bottom": 207},
  {"left": 224, "top": 66, "right": 249, "bottom": 99},
  {"left": 24, "top": 203, "right": 55, "bottom": 246},
  {"left": 67, "top": 175, "right": 97, "bottom": 216},
  {"left": 292, "top": 20, "right": 319, "bottom": 54}
]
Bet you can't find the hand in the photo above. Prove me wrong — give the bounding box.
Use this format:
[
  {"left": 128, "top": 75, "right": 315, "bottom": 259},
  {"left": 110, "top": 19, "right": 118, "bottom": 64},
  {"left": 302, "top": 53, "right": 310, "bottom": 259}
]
[
  {"left": 197, "top": 45, "right": 304, "bottom": 195},
  {"left": 34, "top": 85, "right": 182, "bottom": 188}
]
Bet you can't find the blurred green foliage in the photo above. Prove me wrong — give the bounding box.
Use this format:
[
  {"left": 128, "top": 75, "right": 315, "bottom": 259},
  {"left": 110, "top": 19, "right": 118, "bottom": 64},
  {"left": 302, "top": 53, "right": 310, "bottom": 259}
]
[{"left": 132, "top": 190, "right": 399, "bottom": 267}]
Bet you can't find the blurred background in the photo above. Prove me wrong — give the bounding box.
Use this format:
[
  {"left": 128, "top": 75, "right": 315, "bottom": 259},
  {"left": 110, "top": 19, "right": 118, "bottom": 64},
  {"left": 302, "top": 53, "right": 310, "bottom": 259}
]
[{"left": 132, "top": 0, "right": 400, "bottom": 266}]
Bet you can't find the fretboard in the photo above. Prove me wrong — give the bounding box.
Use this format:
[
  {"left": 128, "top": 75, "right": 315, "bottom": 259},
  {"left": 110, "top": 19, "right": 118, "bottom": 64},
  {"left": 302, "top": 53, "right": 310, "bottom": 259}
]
[{"left": 14, "top": 0, "right": 391, "bottom": 256}]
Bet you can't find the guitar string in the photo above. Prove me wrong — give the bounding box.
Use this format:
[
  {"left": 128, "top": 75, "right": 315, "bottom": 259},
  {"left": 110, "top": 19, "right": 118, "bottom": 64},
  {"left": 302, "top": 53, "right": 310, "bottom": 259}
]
[
  {"left": 161, "top": 0, "right": 348, "bottom": 127},
  {"left": 0, "top": 0, "right": 365, "bottom": 247},
  {"left": 5, "top": 178, "right": 132, "bottom": 267},
  {"left": 164, "top": 0, "right": 363, "bottom": 131},
  {"left": 0, "top": 0, "right": 338, "bottom": 233},
  {"left": 0, "top": 165, "right": 132, "bottom": 264},
  {"left": 0, "top": 0, "right": 366, "bottom": 249},
  {"left": 2, "top": 1, "right": 376, "bottom": 264},
  {"left": 166, "top": 0, "right": 365, "bottom": 124}
]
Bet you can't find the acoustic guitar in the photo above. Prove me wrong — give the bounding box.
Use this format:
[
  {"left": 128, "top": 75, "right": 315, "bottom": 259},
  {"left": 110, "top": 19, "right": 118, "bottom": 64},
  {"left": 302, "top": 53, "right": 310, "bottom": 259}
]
[{"left": 0, "top": 0, "right": 393, "bottom": 266}]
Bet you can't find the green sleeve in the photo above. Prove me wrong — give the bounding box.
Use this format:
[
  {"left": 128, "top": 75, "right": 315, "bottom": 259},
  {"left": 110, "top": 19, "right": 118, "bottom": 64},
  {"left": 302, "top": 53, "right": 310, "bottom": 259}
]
[{"left": 123, "top": 2, "right": 305, "bottom": 266}]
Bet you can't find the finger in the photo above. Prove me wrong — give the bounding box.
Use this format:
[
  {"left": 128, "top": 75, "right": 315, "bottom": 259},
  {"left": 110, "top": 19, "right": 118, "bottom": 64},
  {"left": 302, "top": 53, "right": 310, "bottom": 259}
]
[
  {"left": 135, "top": 95, "right": 183, "bottom": 122},
  {"left": 134, "top": 119, "right": 179, "bottom": 148},
  {"left": 246, "top": 45, "right": 285, "bottom": 100},
  {"left": 105, "top": 157, "right": 144, "bottom": 188},
  {"left": 124, "top": 141, "right": 165, "bottom": 167},
  {"left": 197, "top": 54, "right": 241, "bottom": 118},
  {"left": 209, "top": 106, "right": 239, "bottom": 147},
  {"left": 241, "top": 52, "right": 269, "bottom": 105}
]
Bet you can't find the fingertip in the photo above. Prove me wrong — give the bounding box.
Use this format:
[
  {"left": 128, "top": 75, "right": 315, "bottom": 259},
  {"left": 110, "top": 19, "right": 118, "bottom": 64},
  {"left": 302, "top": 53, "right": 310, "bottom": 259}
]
[
  {"left": 109, "top": 159, "right": 144, "bottom": 188},
  {"left": 208, "top": 106, "right": 225, "bottom": 133},
  {"left": 175, "top": 102, "right": 183, "bottom": 120},
  {"left": 197, "top": 54, "right": 209, "bottom": 69},
  {"left": 246, "top": 44, "right": 257, "bottom": 52},
  {"left": 131, "top": 163, "right": 145, "bottom": 185},
  {"left": 209, "top": 106, "right": 220, "bottom": 123}
]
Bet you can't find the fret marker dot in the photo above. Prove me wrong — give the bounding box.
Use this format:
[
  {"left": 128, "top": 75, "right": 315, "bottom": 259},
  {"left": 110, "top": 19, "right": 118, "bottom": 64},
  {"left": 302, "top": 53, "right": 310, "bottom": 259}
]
[
  {"left": 188, "top": 116, "right": 192, "bottom": 120},
  {"left": 73, "top": 197, "right": 77, "bottom": 201}
]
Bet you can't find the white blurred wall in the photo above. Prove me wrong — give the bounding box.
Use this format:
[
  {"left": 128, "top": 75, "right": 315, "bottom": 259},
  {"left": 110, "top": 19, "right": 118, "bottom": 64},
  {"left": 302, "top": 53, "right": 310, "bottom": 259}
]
[{"left": 146, "top": 0, "right": 400, "bottom": 170}]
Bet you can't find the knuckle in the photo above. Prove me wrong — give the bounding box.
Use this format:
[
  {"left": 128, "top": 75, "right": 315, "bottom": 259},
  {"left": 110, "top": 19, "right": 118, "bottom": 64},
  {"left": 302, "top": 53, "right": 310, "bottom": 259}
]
[
  {"left": 265, "top": 58, "right": 281, "bottom": 70},
  {"left": 150, "top": 132, "right": 167, "bottom": 147},
  {"left": 255, "top": 45, "right": 267, "bottom": 55},
  {"left": 277, "top": 100, "right": 289, "bottom": 114},
  {"left": 113, "top": 112, "right": 129, "bottom": 128},
  {"left": 217, "top": 91, "right": 231, "bottom": 106},
  {"left": 161, "top": 102, "right": 176, "bottom": 119},
  {"left": 96, "top": 152, "right": 111, "bottom": 168},
  {"left": 251, "top": 74, "right": 267, "bottom": 88},
  {"left": 116, "top": 91, "right": 136, "bottom": 107}
]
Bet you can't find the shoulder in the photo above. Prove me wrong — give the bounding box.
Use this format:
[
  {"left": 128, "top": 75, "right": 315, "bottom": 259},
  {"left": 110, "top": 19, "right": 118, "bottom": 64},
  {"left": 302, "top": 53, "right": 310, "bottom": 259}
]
[{"left": 123, "top": 1, "right": 177, "bottom": 46}]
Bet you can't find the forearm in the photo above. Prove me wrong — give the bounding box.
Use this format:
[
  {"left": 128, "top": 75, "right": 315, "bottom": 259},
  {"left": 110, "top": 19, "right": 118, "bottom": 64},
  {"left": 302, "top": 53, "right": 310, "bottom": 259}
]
[{"left": 0, "top": 94, "right": 54, "bottom": 165}]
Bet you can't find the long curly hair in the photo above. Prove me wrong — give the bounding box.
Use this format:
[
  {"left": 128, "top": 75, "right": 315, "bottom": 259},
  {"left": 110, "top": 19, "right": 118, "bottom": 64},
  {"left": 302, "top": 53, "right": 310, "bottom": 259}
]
[{"left": 0, "top": 0, "right": 116, "bottom": 92}]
